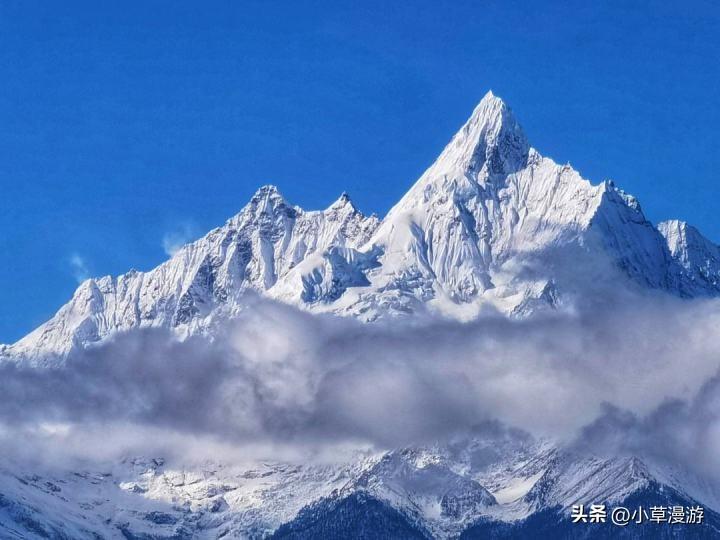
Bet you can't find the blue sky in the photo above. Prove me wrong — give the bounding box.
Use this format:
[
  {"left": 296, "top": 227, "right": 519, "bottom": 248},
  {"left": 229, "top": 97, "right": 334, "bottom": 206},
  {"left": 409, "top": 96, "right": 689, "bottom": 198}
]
[{"left": 1, "top": 0, "right": 719, "bottom": 342}]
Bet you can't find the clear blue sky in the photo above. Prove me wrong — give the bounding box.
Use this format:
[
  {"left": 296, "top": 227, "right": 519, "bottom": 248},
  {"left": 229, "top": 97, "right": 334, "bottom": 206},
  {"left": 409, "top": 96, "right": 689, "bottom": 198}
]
[{"left": 1, "top": 0, "right": 719, "bottom": 342}]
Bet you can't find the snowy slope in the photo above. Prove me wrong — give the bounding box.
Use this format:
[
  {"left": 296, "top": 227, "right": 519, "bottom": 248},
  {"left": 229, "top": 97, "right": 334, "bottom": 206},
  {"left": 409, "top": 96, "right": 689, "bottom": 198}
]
[
  {"left": 1, "top": 436, "right": 718, "bottom": 539},
  {"left": 3, "top": 91, "right": 720, "bottom": 361},
  {"left": 342, "top": 93, "right": 678, "bottom": 319},
  {"left": 3, "top": 188, "right": 379, "bottom": 363},
  {"left": 658, "top": 219, "right": 720, "bottom": 295}
]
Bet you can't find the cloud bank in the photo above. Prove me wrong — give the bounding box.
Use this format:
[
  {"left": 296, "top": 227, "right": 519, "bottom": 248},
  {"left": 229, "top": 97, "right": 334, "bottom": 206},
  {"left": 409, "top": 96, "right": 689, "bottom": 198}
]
[{"left": 2, "top": 290, "right": 720, "bottom": 479}]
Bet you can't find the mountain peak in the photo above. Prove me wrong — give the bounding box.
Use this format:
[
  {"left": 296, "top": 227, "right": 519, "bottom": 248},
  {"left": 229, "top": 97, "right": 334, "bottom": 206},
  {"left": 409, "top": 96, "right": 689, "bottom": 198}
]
[
  {"left": 658, "top": 219, "right": 720, "bottom": 291},
  {"left": 228, "top": 184, "right": 296, "bottom": 227},
  {"left": 658, "top": 219, "right": 719, "bottom": 253},
  {"left": 430, "top": 91, "right": 530, "bottom": 179},
  {"left": 471, "top": 89, "right": 504, "bottom": 117},
  {"left": 327, "top": 191, "right": 356, "bottom": 211},
  {"left": 251, "top": 184, "right": 283, "bottom": 200},
  {"left": 247, "top": 184, "right": 291, "bottom": 210}
]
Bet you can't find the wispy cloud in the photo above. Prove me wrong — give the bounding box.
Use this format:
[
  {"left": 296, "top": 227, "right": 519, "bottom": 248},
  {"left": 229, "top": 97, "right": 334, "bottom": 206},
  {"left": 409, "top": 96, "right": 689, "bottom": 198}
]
[
  {"left": 68, "top": 253, "right": 90, "bottom": 283},
  {"left": 162, "top": 223, "right": 197, "bottom": 257}
]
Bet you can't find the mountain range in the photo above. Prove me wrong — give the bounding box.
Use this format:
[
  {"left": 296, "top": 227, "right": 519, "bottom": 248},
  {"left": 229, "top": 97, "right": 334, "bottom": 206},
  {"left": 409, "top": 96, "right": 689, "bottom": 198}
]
[
  {"left": 3, "top": 427, "right": 720, "bottom": 539},
  {"left": 3, "top": 91, "right": 719, "bottom": 364},
  {"left": 2, "top": 92, "right": 720, "bottom": 538}
]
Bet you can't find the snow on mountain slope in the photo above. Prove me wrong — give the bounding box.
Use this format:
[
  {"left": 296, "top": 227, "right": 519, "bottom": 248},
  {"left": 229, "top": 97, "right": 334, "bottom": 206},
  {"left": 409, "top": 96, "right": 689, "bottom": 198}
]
[
  {"left": 658, "top": 219, "right": 720, "bottom": 295},
  {"left": 348, "top": 448, "right": 498, "bottom": 538},
  {"left": 3, "top": 187, "right": 379, "bottom": 363},
  {"left": 349, "top": 94, "right": 665, "bottom": 319},
  {"left": 4, "top": 91, "right": 720, "bottom": 361},
  {"left": 1, "top": 437, "right": 717, "bottom": 539}
]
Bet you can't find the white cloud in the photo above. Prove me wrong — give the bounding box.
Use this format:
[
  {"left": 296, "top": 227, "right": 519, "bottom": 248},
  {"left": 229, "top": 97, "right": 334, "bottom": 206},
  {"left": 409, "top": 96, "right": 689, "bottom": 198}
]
[
  {"left": 3, "top": 293, "right": 720, "bottom": 480},
  {"left": 68, "top": 253, "right": 90, "bottom": 283},
  {"left": 162, "top": 223, "right": 197, "bottom": 257}
]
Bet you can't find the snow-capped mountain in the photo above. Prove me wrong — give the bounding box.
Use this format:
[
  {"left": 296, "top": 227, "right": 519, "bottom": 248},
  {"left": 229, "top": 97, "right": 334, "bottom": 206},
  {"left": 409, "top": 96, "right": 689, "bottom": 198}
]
[
  {"left": 2, "top": 432, "right": 719, "bottom": 539},
  {"left": 2, "top": 186, "right": 380, "bottom": 362},
  {"left": 3, "top": 85, "right": 720, "bottom": 536},
  {"left": 3, "top": 91, "right": 720, "bottom": 363}
]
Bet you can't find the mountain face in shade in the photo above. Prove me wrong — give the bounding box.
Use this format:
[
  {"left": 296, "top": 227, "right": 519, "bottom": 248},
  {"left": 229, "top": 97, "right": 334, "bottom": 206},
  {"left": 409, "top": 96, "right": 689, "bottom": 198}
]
[
  {"left": 658, "top": 219, "right": 720, "bottom": 294},
  {"left": 4, "top": 91, "right": 720, "bottom": 362}
]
